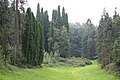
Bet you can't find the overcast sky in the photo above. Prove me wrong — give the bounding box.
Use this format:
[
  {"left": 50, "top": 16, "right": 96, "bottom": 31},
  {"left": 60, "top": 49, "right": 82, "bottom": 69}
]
[{"left": 27, "top": 0, "right": 120, "bottom": 25}]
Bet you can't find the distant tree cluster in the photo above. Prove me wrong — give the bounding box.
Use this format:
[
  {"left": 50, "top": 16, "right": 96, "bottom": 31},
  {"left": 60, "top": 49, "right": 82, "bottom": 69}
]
[
  {"left": 49, "top": 5, "right": 70, "bottom": 58},
  {"left": 69, "top": 20, "right": 97, "bottom": 59}
]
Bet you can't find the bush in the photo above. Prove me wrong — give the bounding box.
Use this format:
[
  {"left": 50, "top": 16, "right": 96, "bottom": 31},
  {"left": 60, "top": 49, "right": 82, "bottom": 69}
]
[
  {"left": 43, "top": 57, "right": 92, "bottom": 67},
  {"left": 105, "top": 63, "right": 120, "bottom": 77},
  {"left": 59, "top": 58, "right": 67, "bottom": 62}
]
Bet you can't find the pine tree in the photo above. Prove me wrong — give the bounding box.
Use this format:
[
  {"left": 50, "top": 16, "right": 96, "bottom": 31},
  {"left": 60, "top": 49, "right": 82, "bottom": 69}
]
[
  {"left": 97, "top": 11, "right": 113, "bottom": 67},
  {"left": 113, "top": 33, "right": 120, "bottom": 66},
  {"left": 112, "top": 8, "right": 120, "bottom": 67},
  {"left": 59, "top": 26, "right": 70, "bottom": 58},
  {"left": 0, "top": 0, "right": 11, "bottom": 65},
  {"left": 97, "top": 15, "right": 104, "bottom": 65}
]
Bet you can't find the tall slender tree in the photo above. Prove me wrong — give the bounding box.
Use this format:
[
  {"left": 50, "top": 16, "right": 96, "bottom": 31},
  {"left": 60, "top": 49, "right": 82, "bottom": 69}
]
[
  {"left": 43, "top": 10, "right": 50, "bottom": 52},
  {"left": 0, "top": 0, "right": 11, "bottom": 65}
]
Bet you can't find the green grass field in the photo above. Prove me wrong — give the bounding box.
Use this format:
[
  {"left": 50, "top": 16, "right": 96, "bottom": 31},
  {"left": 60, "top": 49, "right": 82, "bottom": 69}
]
[{"left": 0, "top": 60, "right": 119, "bottom": 80}]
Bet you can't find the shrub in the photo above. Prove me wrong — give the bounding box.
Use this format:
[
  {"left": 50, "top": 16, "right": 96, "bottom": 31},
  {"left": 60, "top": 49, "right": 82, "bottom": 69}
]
[
  {"left": 43, "top": 57, "right": 92, "bottom": 67},
  {"left": 105, "top": 63, "right": 120, "bottom": 77}
]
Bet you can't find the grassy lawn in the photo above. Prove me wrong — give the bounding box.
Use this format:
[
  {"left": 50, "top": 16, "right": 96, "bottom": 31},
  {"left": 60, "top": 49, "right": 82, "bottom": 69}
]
[{"left": 0, "top": 60, "right": 119, "bottom": 80}]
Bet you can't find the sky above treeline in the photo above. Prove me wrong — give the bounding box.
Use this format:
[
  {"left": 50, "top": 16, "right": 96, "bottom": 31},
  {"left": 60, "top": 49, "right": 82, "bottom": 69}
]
[{"left": 27, "top": 0, "right": 120, "bottom": 25}]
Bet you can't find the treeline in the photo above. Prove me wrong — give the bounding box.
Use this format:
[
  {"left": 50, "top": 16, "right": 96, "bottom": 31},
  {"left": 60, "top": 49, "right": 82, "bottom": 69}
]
[
  {"left": 0, "top": 0, "right": 70, "bottom": 67},
  {"left": 97, "top": 8, "right": 120, "bottom": 76},
  {"left": 0, "top": 0, "right": 44, "bottom": 67},
  {"left": 69, "top": 19, "right": 97, "bottom": 59}
]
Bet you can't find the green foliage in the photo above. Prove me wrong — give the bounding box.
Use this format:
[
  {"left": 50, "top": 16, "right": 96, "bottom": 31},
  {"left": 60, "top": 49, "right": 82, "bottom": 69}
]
[
  {"left": 105, "top": 63, "right": 120, "bottom": 77},
  {"left": 36, "top": 3, "right": 50, "bottom": 52},
  {"left": 43, "top": 10, "right": 50, "bottom": 52},
  {"left": 43, "top": 56, "right": 92, "bottom": 67},
  {"left": 0, "top": 0, "right": 12, "bottom": 65},
  {"left": 22, "top": 7, "right": 43, "bottom": 67},
  {"left": 97, "top": 8, "right": 120, "bottom": 76},
  {"left": 49, "top": 5, "right": 70, "bottom": 58},
  {"left": 113, "top": 35, "right": 120, "bottom": 65},
  {"left": 0, "top": 46, "right": 2, "bottom": 64},
  {"left": 97, "top": 12, "right": 113, "bottom": 67},
  {"left": 59, "top": 26, "right": 71, "bottom": 57},
  {"left": 1, "top": 1, "right": 120, "bottom": 79},
  {"left": 58, "top": 57, "right": 92, "bottom": 67},
  {"left": 0, "top": 2, "right": 70, "bottom": 68},
  {"left": 69, "top": 20, "right": 97, "bottom": 58}
]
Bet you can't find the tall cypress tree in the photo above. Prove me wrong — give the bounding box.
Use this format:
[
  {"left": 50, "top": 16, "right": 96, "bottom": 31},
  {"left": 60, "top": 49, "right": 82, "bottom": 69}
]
[
  {"left": 22, "top": 8, "right": 31, "bottom": 64},
  {"left": 56, "top": 5, "right": 62, "bottom": 29},
  {"left": 22, "top": 7, "right": 44, "bottom": 66},
  {"left": 65, "top": 13, "right": 69, "bottom": 32},
  {"left": 62, "top": 7, "right": 66, "bottom": 26},
  {"left": 36, "top": 3, "right": 41, "bottom": 23},
  {"left": 43, "top": 10, "right": 50, "bottom": 52},
  {"left": 61, "top": 7, "right": 69, "bottom": 32}
]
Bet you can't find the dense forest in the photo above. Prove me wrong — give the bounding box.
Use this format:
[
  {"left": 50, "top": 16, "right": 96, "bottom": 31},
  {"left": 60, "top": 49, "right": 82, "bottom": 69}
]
[
  {"left": 0, "top": 0, "right": 70, "bottom": 67},
  {"left": 0, "top": 0, "right": 120, "bottom": 78},
  {"left": 70, "top": 20, "right": 97, "bottom": 59}
]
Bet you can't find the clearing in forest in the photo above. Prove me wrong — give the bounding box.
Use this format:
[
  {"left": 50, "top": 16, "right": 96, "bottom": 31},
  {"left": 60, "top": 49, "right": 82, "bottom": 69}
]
[{"left": 0, "top": 61, "right": 119, "bottom": 80}]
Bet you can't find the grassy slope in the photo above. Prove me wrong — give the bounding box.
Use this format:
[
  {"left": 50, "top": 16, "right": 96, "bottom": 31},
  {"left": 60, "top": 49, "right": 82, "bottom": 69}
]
[{"left": 0, "top": 60, "right": 119, "bottom": 80}]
